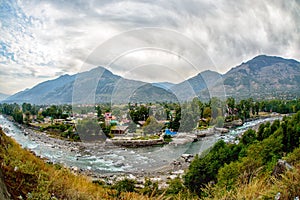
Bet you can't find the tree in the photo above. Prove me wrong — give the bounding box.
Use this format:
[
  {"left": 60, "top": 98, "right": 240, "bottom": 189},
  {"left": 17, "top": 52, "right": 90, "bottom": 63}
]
[
  {"left": 166, "top": 177, "right": 185, "bottom": 195},
  {"left": 113, "top": 178, "right": 136, "bottom": 196},
  {"left": 143, "top": 116, "right": 163, "bottom": 135},
  {"left": 216, "top": 116, "right": 224, "bottom": 128},
  {"left": 77, "top": 119, "right": 106, "bottom": 142},
  {"left": 203, "top": 107, "right": 211, "bottom": 118},
  {"left": 257, "top": 123, "right": 265, "bottom": 141},
  {"left": 254, "top": 102, "right": 260, "bottom": 115},
  {"left": 13, "top": 109, "right": 23, "bottom": 124},
  {"left": 184, "top": 140, "right": 233, "bottom": 195},
  {"left": 24, "top": 111, "right": 31, "bottom": 124},
  {"left": 240, "top": 129, "right": 257, "bottom": 146},
  {"left": 95, "top": 105, "right": 102, "bottom": 119},
  {"left": 226, "top": 97, "right": 235, "bottom": 113},
  {"left": 217, "top": 161, "right": 240, "bottom": 190},
  {"left": 210, "top": 97, "right": 223, "bottom": 119},
  {"left": 179, "top": 111, "right": 197, "bottom": 132},
  {"left": 129, "top": 104, "right": 150, "bottom": 123},
  {"left": 127, "top": 121, "right": 137, "bottom": 133}
]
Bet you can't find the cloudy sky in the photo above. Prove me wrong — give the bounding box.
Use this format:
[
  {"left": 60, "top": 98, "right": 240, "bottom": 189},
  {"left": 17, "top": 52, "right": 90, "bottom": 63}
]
[{"left": 0, "top": 0, "right": 299, "bottom": 95}]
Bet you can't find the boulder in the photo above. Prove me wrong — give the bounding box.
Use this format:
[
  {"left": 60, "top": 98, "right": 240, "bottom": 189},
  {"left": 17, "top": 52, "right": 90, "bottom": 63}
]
[{"left": 272, "top": 159, "right": 293, "bottom": 178}]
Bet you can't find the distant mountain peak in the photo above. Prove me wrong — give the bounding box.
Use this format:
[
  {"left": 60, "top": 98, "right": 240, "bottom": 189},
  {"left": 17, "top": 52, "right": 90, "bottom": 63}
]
[
  {"left": 88, "top": 66, "right": 119, "bottom": 78},
  {"left": 224, "top": 54, "right": 300, "bottom": 99},
  {"left": 59, "top": 74, "right": 70, "bottom": 78},
  {"left": 245, "top": 54, "right": 299, "bottom": 68}
]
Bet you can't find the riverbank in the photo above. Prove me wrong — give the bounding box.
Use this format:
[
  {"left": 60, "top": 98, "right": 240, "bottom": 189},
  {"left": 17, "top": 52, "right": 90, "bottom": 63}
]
[
  {"left": 0, "top": 115, "right": 195, "bottom": 188},
  {"left": 0, "top": 114, "right": 284, "bottom": 188},
  {"left": 24, "top": 126, "right": 195, "bottom": 188}
]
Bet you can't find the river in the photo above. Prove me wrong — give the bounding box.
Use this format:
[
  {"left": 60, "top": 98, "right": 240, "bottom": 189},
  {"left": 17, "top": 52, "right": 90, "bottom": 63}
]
[{"left": 0, "top": 115, "right": 281, "bottom": 175}]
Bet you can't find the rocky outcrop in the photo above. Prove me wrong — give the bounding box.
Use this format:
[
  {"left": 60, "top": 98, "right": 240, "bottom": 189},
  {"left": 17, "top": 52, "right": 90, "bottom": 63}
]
[
  {"left": 272, "top": 159, "right": 293, "bottom": 179},
  {"left": 224, "top": 119, "right": 243, "bottom": 129}
]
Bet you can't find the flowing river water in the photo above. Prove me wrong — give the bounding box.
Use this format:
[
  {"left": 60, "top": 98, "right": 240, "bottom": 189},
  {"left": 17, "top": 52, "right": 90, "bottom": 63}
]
[{"left": 0, "top": 115, "right": 281, "bottom": 175}]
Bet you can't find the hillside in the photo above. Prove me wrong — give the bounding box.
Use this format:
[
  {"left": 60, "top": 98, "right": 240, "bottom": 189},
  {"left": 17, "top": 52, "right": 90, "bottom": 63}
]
[
  {"left": 6, "top": 74, "right": 76, "bottom": 104},
  {"left": 223, "top": 55, "right": 300, "bottom": 99},
  {"left": 151, "top": 82, "right": 175, "bottom": 91},
  {"left": 0, "top": 127, "right": 155, "bottom": 199},
  {"left": 183, "top": 111, "right": 300, "bottom": 199},
  {"left": 171, "top": 70, "right": 223, "bottom": 101}
]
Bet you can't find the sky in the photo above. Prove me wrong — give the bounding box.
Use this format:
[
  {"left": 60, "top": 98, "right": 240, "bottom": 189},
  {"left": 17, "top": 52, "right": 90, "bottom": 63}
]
[{"left": 0, "top": 0, "right": 299, "bottom": 95}]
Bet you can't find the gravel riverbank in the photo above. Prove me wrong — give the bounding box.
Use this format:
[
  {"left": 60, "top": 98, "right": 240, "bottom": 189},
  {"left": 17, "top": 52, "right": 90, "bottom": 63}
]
[
  {"left": 1, "top": 114, "right": 283, "bottom": 188},
  {"left": 1, "top": 117, "right": 195, "bottom": 188}
]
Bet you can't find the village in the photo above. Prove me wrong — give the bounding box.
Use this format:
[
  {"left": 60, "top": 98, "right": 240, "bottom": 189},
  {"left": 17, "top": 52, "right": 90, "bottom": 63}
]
[{"left": 0, "top": 97, "right": 286, "bottom": 147}]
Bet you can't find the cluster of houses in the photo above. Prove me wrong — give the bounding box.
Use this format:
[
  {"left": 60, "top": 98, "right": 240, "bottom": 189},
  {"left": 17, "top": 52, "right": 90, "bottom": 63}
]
[{"left": 28, "top": 105, "right": 181, "bottom": 137}]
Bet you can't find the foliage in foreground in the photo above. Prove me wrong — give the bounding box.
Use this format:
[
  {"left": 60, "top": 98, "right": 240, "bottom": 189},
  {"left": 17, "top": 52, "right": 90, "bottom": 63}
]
[
  {"left": 0, "top": 128, "right": 154, "bottom": 200},
  {"left": 183, "top": 111, "right": 300, "bottom": 199}
]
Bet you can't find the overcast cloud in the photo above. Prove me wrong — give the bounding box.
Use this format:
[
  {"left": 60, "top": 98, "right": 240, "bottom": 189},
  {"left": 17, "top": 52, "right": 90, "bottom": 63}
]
[{"left": 0, "top": 0, "right": 299, "bottom": 94}]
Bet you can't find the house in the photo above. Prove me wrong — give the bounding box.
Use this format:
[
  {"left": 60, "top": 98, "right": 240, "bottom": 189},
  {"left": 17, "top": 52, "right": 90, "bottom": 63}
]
[
  {"left": 137, "top": 121, "right": 146, "bottom": 126},
  {"left": 105, "top": 112, "right": 112, "bottom": 119},
  {"left": 44, "top": 117, "right": 52, "bottom": 124},
  {"left": 111, "top": 125, "right": 128, "bottom": 134},
  {"left": 104, "top": 112, "right": 117, "bottom": 126}
]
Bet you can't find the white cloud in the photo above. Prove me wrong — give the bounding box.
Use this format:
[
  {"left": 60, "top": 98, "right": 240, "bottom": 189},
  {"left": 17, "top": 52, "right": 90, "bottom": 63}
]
[{"left": 0, "top": 0, "right": 299, "bottom": 94}]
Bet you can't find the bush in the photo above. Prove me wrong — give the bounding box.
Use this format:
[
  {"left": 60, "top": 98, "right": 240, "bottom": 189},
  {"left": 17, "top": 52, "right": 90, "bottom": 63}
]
[
  {"left": 216, "top": 116, "right": 224, "bottom": 128},
  {"left": 163, "top": 134, "right": 172, "bottom": 143},
  {"left": 167, "top": 177, "right": 185, "bottom": 195},
  {"left": 141, "top": 178, "right": 158, "bottom": 197},
  {"left": 113, "top": 178, "right": 136, "bottom": 196}
]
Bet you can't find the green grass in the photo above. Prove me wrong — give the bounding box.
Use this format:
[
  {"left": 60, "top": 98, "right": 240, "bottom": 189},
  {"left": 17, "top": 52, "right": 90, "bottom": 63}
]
[{"left": 131, "top": 135, "right": 160, "bottom": 140}]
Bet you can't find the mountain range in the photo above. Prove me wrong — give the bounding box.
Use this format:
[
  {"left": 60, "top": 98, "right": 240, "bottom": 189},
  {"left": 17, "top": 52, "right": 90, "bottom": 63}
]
[{"left": 4, "top": 55, "right": 300, "bottom": 104}]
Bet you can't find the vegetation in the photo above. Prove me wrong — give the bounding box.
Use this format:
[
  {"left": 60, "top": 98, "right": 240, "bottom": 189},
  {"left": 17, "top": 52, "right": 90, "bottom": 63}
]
[
  {"left": 1, "top": 98, "right": 300, "bottom": 199},
  {"left": 131, "top": 135, "right": 160, "bottom": 140},
  {"left": 182, "top": 111, "right": 300, "bottom": 199},
  {"left": 143, "top": 116, "right": 164, "bottom": 135},
  {"left": 0, "top": 128, "right": 177, "bottom": 199}
]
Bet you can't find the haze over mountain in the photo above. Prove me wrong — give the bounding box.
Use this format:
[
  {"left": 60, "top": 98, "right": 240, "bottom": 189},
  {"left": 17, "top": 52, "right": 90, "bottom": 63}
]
[
  {"left": 0, "top": 93, "right": 9, "bottom": 101},
  {"left": 5, "top": 67, "right": 177, "bottom": 104},
  {"left": 4, "top": 55, "right": 300, "bottom": 104},
  {"left": 151, "top": 82, "right": 175, "bottom": 91},
  {"left": 175, "top": 55, "right": 300, "bottom": 100}
]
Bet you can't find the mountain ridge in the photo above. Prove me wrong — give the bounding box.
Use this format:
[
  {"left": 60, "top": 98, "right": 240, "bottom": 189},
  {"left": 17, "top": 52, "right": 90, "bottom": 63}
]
[{"left": 4, "top": 55, "right": 300, "bottom": 104}]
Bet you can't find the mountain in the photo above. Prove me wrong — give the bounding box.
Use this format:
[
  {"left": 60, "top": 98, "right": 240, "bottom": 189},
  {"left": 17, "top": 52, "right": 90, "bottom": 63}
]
[
  {"left": 171, "top": 55, "right": 300, "bottom": 100},
  {"left": 0, "top": 93, "right": 9, "bottom": 101},
  {"left": 4, "top": 55, "right": 300, "bottom": 104},
  {"left": 5, "top": 67, "right": 177, "bottom": 104},
  {"left": 6, "top": 74, "right": 76, "bottom": 104},
  {"left": 222, "top": 55, "right": 300, "bottom": 99},
  {"left": 170, "top": 70, "right": 223, "bottom": 101},
  {"left": 151, "top": 82, "right": 175, "bottom": 91}
]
